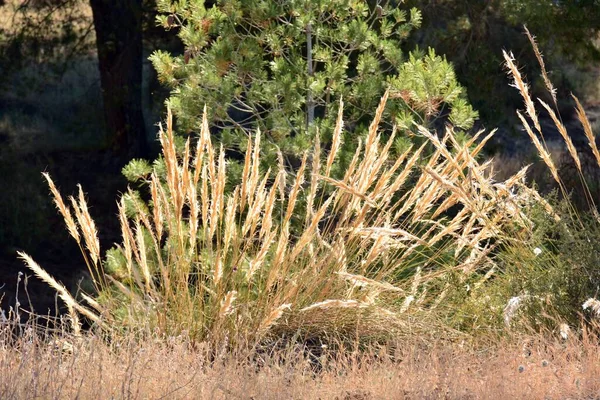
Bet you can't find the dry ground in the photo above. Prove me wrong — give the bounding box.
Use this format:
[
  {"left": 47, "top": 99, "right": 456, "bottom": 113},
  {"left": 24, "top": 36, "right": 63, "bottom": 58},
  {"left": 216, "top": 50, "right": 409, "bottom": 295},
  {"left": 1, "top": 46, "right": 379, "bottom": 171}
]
[{"left": 1, "top": 329, "right": 599, "bottom": 400}]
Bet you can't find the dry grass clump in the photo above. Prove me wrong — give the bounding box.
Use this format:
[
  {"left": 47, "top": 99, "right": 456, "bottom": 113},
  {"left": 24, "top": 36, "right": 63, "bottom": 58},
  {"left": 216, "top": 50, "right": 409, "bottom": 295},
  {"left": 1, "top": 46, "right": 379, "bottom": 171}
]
[
  {"left": 21, "top": 26, "right": 600, "bottom": 349},
  {"left": 18, "top": 91, "right": 545, "bottom": 346},
  {"left": 2, "top": 323, "right": 600, "bottom": 399}
]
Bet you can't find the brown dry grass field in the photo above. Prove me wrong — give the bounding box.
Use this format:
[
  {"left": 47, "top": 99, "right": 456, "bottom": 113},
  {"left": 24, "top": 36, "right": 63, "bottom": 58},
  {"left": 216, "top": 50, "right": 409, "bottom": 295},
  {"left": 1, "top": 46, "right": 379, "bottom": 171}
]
[{"left": 1, "top": 326, "right": 600, "bottom": 399}]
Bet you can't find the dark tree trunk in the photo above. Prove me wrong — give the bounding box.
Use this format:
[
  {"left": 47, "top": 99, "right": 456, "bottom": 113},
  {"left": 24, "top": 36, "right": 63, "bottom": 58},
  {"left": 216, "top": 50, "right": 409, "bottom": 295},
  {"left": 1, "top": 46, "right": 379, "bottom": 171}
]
[{"left": 89, "top": 0, "right": 148, "bottom": 160}]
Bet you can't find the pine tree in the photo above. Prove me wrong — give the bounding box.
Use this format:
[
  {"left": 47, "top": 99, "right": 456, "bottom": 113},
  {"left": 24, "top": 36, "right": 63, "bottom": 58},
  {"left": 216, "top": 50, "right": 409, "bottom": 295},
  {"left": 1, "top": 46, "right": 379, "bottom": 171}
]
[{"left": 144, "top": 0, "right": 477, "bottom": 178}]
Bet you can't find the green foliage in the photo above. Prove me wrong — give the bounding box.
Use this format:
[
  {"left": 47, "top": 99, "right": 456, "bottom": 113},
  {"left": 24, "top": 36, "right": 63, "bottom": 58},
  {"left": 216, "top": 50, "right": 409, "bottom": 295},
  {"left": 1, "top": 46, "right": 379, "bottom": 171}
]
[
  {"left": 389, "top": 47, "right": 477, "bottom": 130},
  {"left": 122, "top": 159, "right": 153, "bottom": 183},
  {"left": 150, "top": 0, "right": 476, "bottom": 168},
  {"left": 405, "top": 0, "right": 600, "bottom": 125},
  {"left": 499, "top": 0, "right": 600, "bottom": 63}
]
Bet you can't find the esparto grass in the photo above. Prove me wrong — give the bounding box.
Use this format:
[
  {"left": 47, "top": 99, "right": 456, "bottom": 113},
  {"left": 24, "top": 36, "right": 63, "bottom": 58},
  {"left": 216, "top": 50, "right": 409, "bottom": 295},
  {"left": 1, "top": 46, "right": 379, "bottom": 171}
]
[{"left": 19, "top": 91, "right": 542, "bottom": 347}]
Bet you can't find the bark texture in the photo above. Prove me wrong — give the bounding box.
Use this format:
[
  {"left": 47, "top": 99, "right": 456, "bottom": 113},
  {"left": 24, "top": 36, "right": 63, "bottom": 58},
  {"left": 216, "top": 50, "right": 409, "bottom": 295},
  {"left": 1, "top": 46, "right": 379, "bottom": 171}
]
[{"left": 89, "top": 0, "right": 147, "bottom": 159}]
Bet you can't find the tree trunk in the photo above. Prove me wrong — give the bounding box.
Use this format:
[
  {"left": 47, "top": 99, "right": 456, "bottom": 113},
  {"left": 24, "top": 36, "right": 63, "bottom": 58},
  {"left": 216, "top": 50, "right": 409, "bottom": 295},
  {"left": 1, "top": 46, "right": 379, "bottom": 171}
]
[{"left": 89, "top": 0, "right": 147, "bottom": 160}]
